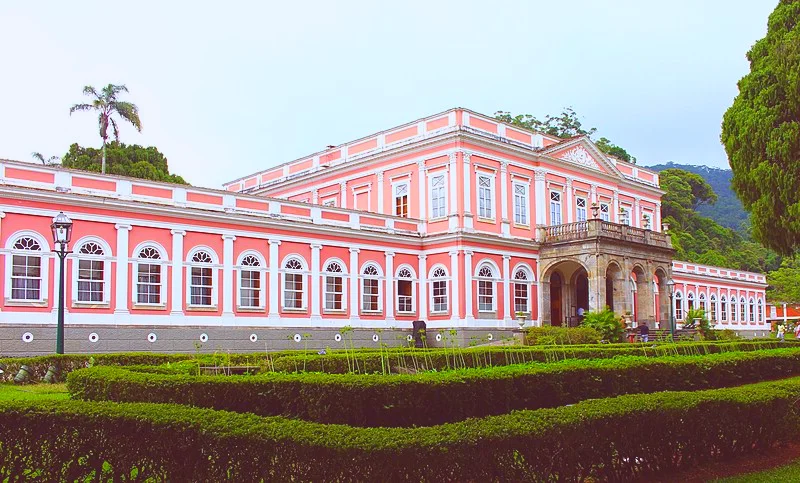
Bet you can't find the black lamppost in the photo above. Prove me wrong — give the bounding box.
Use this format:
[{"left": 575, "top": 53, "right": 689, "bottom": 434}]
[
  {"left": 51, "top": 212, "right": 73, "bottom": 355},
  {"left": 666, "top": 278, "right": 676, "bottom": 340}
]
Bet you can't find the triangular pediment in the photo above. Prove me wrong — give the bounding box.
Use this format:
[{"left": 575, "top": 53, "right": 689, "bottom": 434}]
[{"left": 541, "top": 137, "right": 625, "bottom": 178}]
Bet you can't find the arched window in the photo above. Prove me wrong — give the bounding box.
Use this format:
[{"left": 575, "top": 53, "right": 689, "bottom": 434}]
[
  {"left": 749, "top": 298, "right": 755, "bottom": 323},
  {"left": 698, "top": 292, "right": 706, "bottom": 313},
  {"left": 709, "top": 294, "right": 717, "bottom": 322},
  {"left": 396, "top": 266, "right": 415, "bottom": 314},
  {"left": 430, "top": 266, "right": 449, "bottom": 313},
  {"left": 674, "top": 291, "right": 683, "bottom": 321},
  {"left": 9, "top": 236, "right": 44, "bottom": 301},
  {"left": 75, "top": 241, "right": 107, "bottom": 303},
  {"left": 282, "top": 257, "right": 306, "bottom": 310},
  {"left": 136, "top": 245, "right": 164, "bottom": 305},
  {"left": 758, "top": 298, "right": 764, "bottom": 323},
  {"left": 740, "top": 297, "right": 747, "bottom": 323},
  {"left": 324, "top": 260, "right": 345, "bottom": 311},
  {"left": 476, "top": 264, "right": 496, "bottom": 312},
  {"left": 238, "top": 253, "right": 264, "bottom": 309},
  {"left": 720, "top": 295, "right": 727, "bottom": 322},
  {"left": 361, "top": 264, "right": 381, "bottom": 313},
  {"left": 686, "top": 292, "right": 695, "bottom": 312},
  {"left": 188, "top": 250, "right": 215, "bottom": 307},
  {"left": 730, "top": 297, "right": 738, "bottom": 322},
  {"left": 513, "top": 268, "right": 531, "bottom": 314}
]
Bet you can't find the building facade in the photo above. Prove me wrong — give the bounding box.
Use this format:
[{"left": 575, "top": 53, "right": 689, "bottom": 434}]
[{"left": 0, "top": 108, "right": 769, "bottom": 354}]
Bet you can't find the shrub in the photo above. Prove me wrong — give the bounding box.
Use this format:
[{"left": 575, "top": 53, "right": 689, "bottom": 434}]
[
  {"left": 4, "top": 377, "right": 800, "bottom": 481},
  {"left": 525, "top": 325, "right": 602, "bottom": 345},
  {"left": 581, "top": 308, "right": 625, "bottom": 341},
  {"left": 684, "top": 308, "right": 713, "bottom": 339},
  {"left": 68, "top": 348, "right": 800, "bottom": 427}
]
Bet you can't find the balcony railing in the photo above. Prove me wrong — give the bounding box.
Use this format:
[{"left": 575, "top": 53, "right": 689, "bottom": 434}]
[{"left": 539, "top": 219, "right": 671, "bottom": 248}]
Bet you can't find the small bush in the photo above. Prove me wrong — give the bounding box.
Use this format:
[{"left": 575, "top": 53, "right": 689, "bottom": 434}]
[
  {"left": 581, "top": 308, "right": 625, "bottom": 341},
  {"left": 526, "top": 326, "right": 602, "bottom": 345}
]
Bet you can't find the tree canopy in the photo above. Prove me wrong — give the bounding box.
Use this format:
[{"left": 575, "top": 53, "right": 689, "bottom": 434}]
[
  {"left": 721, "top": 0, "right": 800, "bottom": 255},
  {"left": 61, "top": 143, "right": 187, "bottom": 184},
  {"left": 495, "top": 108, "right": 636, "bottom": 163}
]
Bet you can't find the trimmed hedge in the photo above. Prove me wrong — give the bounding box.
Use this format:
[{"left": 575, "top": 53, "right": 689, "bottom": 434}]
[
  {"left": 68, "top": 348, "right": 800, "bottom": 427},
  {"left": 525, "top": 325, "right": 603, "bottom": 344},
  {"left": 270, "top": 340, "right": 797, "bottom": 374},
  {"left": 4, "top": 377, "right": 800, "bottom": 481}
]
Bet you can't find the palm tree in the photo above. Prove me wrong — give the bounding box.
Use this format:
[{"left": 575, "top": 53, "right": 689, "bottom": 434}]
[
  {"left": 69, "top": 84, "right": 142, "bottom": 174},
  {"left": 31, "top": 152, "right": 60, "bottom": 166}
]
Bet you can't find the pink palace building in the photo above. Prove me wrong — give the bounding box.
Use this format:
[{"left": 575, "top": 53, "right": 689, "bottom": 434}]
[{"left": 0, "top": 108, "right": 769, "bottom": 354}]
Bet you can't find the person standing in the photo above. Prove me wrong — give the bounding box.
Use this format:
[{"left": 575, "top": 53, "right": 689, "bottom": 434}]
[
  {"left": 777, "top": 323, "right": 786, "bottom": 342},
  {"left": 638, "top": 322, "right": 650, "bottom": 343}
]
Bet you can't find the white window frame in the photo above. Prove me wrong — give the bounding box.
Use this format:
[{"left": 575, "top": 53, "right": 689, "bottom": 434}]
[
  {"left": 549, "top": 190, "right": 562, "bottom": 226},
  {"left": 686, "top": 291, "right": 695, "bottom": 312},
  {"left": 360, "top": 262, "right": 383, "bottom": 314},
  {"left": 395, "top": 265, "right": 416, "bottom": 315},
  {"left": 720, "top": 295, "right": 727, "bottom": 322},
  {"left": 599, "top": 202, "right": 611, "bottom": 222},
  {"left": 620, "top": 205, "right": 632, "bottom": 225},
  {"left": 749, "top": 297, "right": 755, "bottom": 323},
  {"left": 730, "top": 297, "right": 738, "bottom": 322},
  {"left": 642, "top": 211, "right": 653, "bottom": 229},
  {"left": 323, "top": 258, "right": 347, "bottom": 312},
  {"left": 575, "top": 196, "right": 588, "bottom": 223},
  {"left": 477, "top": 173, "right": 495, "bottom": 220},
  {"left": 236, "top": 250, "right": 267, "bottom": 310},
  {"left": 4, "top": 231, "right": 50, "bottom": 304},
  {"left": 513, "top": 181, "right": 529, "bottom": 226},
  {"left": 132, "top": 242, "right": 168, "bottom": 307},
  {"left": 740, "top": 297, "right": 747, "bottom": 323},
  {"left": 280, "top": 255, "right": 308, "bottom": 311},
  {"left": 429, "top": 265, "right": 449, "bottom": 314},
  {"left": 352, "top": 186, "right": 371, "bottom": 212},
  {"left": 709, "top": 294, "right": 717, "bottom": 322},
  {"left": 185, "top": 246, "right": 220, "bottom": 308},
  {"left": 71, "top": 236, "right": 112, "bottom": 306},
  {"left": 428, "top": 173, "right": 447, "bottom": 220},
  {"left": 512, "top": 264, "right": 533, "bottom": 314},
  {"left": 474, "top": 261, "right": 498, "bottom": 313},
  {"left": 698, "top": 292, "right": 706, "bottom": 313},
  {"left": 758, "top": 298, "right": 764, "bottom": 323},
  {"left": 674, "top": 291, "right": 683, "bottom": 321},
  {"left": 393, "top": 180, "right": 410, "bottom": 218}
]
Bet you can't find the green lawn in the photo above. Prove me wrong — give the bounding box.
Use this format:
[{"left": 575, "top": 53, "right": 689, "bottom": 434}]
[
  {"left": 716, "top": 458, "right": 800, "bottom": 482},
  {"left": 0, "top": 383, "right": 69, "bottom": 401}
]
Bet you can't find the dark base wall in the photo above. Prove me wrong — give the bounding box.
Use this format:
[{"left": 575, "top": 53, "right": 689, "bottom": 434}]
[{"left": 0, "top": 325, "right": 516, "bottom": 356}]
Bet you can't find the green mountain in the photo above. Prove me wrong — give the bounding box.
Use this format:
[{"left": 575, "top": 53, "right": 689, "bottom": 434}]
[{"left": 648, "top": 162, "right": 749, "bottom": 233}]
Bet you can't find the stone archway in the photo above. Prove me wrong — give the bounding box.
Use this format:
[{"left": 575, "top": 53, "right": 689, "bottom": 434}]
[
  {"left": 630, "top": 265, "right": 653, "bottom": 326},
  {"left": 653, "top": 267, "right": 671, "bottom": 329},
  {"left": 541, "top": 259, "right": 591, "bottom": 326},
  {"left": 605, "top": 261, "right": 624, "bottom": 313}
]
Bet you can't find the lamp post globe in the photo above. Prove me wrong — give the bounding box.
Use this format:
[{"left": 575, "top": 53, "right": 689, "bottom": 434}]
[{"left": 50, "top": 212, "right": 73, "bottom": 355}]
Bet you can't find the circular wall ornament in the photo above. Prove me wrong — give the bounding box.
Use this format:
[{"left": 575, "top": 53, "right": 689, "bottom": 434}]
[
  {"left": 407, "top": 334, "right": 413, "bottom": 342},
  {"left": 487, "top": 333, "right": 494, "bottom": 341},
  {"left": 199, "top": 333, "right": 209, "bottom": 343},
  {"left": 21, "top": 332, "right": 33, "bottom": 343},
  {"left": 88, "top": 332, "right": 99, "bottom": 343},
  {"left": 435, "top": 333, "right": 442, "bottom": 342},
  {"left": 372, "top": 334, "right": 379, "bottom": 342},
  {"left": 293, "top": 333, "right": 302, "bottom": 343},
  {"left": 334, "top": 333, "right": 342, "bottom": 342},
  {"left": 249, "top": 333, "right": 258, "bottom": 343},
  {"left": 147, "top": 333, "right": 157, "bottom": 343}
]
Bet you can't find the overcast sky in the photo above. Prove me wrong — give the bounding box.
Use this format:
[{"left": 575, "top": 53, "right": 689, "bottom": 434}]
[{"left": 0, "top": 0, "right": 776, "bottom": 188}]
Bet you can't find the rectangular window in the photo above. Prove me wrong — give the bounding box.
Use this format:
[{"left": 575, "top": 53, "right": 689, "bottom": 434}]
[
  {"left": 513, "top": 183, "right": 528, "bottom": 225},
  {"left": 642, "top": 212, "right": 653, "bottom": 229},
  {"left": 576, "top": 197, "right": 587, "bottom": 222},
  {"left": 284, "top": 273, "right": 304, "bottom": 309},
  {"left": 430, "top": 174, "right": 446, "bottom": 219},
  {"left": 432, "top": 280, "right": 448, "bottom": 313},
  {"left": 190, "top": 267, "right": 213, "bottom": 306},
  {"left": 599, "top": 202, "right": 610, "bottom": 222},
  {"left": 322, "top": 199, "right": 336, "bottom": 207},
  {"left": 620, "top": 206, "right": 632, "bottom": 225},
  {"left": 240, "top": 270, "right": 261, "bottom": 308},
  {"left": 549, "top": 191, "right": 562, "bottom": 226},
  {"left": 477, "top": 174, "right": 494, "bottom": 219},
  {"left": 77, "top": 259, "right": 104, "bottom": 302},
  {"left": 478, "top": 280, "right": 494, "bottom": 312},
  {"left": 721, "top": 300, "right": 727, "bottom": 321},
  {"left": 397, "top": 279, "right": 413, "bottom": 313},
  {"left": 325, "top": 275, "right": 344, "bottom": 311},
  {"left": 394, "top": 182, "right": 409, "bottom": 218},
  {"left": 11, "top": 254, "right": 42, "bottom": 301},
  {"left": 514, "top": 283, "right": 528, "bottom": 313},
  {"left": 362, "top": 279, "right": 380, "bottom": 311},
  {"left": 137, "top": 263, "right": 161, "bottom": 304}
]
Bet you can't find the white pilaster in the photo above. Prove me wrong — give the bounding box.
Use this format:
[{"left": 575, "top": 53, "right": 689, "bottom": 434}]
[
  {"left": 417, "top": 160, "right": 426, "bottom": 233},
  {"left": 312, "top": 189, "right": 319, "bottom": 204},
  {"left": 449, "top": 249, "right": 460, "bottom": 323},
  {"left": 170, "top": 230, "right": 186, "bottom": 316},
  {"left": 503, "top": 255, "right": 512, "bottom": 323},
  {"left": 613, "top": 191, "right": 620, "bottom": 223},
  {"left": 222, "top": 235, "right": 235, "bottom": 316},
  {"left": 310, "top": 243, "right": 322, "bottom": 321},
  {"left": 376, "top": 172, "right": 385, "bottom": 214},
  {"left": 500, "top": 161, "right": 510, "bottom": 237},
  {"left": 349, "top": 248, "right": 360, "bottom": 322},
  {"left": 463, "top": 152, "right": 473, "bottom": 231},
  {"left": 464, "top": 250, "right": 474, "bottom": 321},
  {"left": 634, "top": 197, "right": 641, "bottom": 228},
  {"left": 114, "top": 224, "right": 132, "bottom": 315},
  {"left": 534, "top": 169, "right": 546, "bottom": 226},
  {"left": 339, "top": 182, "right": 347, "bottom": 209},
  {"left": 565, "top": 178, "right": 574, "bottom": 224},
  {"left": 385, "top": 251, "right": 395, "bottom": 322},
  {"left": 268, "top": 240, "right": 281, "bottom": 321},
  {"left": 655, "top": 202, "right": 662, "bottom": 232},
  {"left": 590, "top": 184, "right": 598, "bottom": 204},
  {"left": 418, "top": 254, "right": 428, "bottom": 320},
  {"left": 448, "top": 152, "right": 459, "bottom": 231}
]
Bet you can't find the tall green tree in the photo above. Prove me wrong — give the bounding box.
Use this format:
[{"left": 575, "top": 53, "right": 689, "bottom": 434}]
[
  {"left": 69, "top": 84, "right": 142, "bottom": 175},
  {"left": 495, "top": 108, "right": 635, "bottom": 163},
  {"left": 61, "top": 143, "right": 187, "bottom": 184},
  {"left": 721, "top": 0, "right": 800, "bottom": 255}
]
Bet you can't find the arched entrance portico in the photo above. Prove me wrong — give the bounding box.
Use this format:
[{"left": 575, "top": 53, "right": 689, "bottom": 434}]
[{"left": 541, "top": 259, "right": 590, "bottom": 326}]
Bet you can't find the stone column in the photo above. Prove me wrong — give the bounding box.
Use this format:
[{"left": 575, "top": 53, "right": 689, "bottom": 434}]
[
  {"left": 534, "top": 169, "right": 546, "bottom": 226},
  {"left": 463, "top": 153, "right": 473, "bottom": 231},
  {"left": 170, "top": 229, "right": 185, "bottom": 316},
  {"left": 464, "top": 250, "right": 474, "bottom": 321},
  {"left": 500, "top": 161, "right": 510, "bottom": 237},
  {"left": 222, "top": 235, "right": 236, "bottom": 317},
  {"left": 448, "top": 152, "right": 459, "bottom": 232},
  {"left": 349, "top": 248, "right": 360, "bottom": 322},
  {"left": 418, "top": 254, "right": 428, "bottom": 320},
  {"left": 503, "top": 255, "right": 512, "bottom": 323},
  {"left": 114, "top": 224, "right": 132, "bottom": 315},
  {"left": 449, "top": 249, "right": 460, "bottom": 323},
  {"left": 376, "top": 172, "right": 384, "bottom": 214},
  {"left": 565, "top": 178, "right": 574, "bottom": 223},
  {"left": 385, "top": 251, "right": 395, "bottom": 322},
  {"left": 268, "top": 240, "right": 281, "bottom": 321},
  {"left": 310, "top": 243, "right": 322, "bottom": 321}
]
